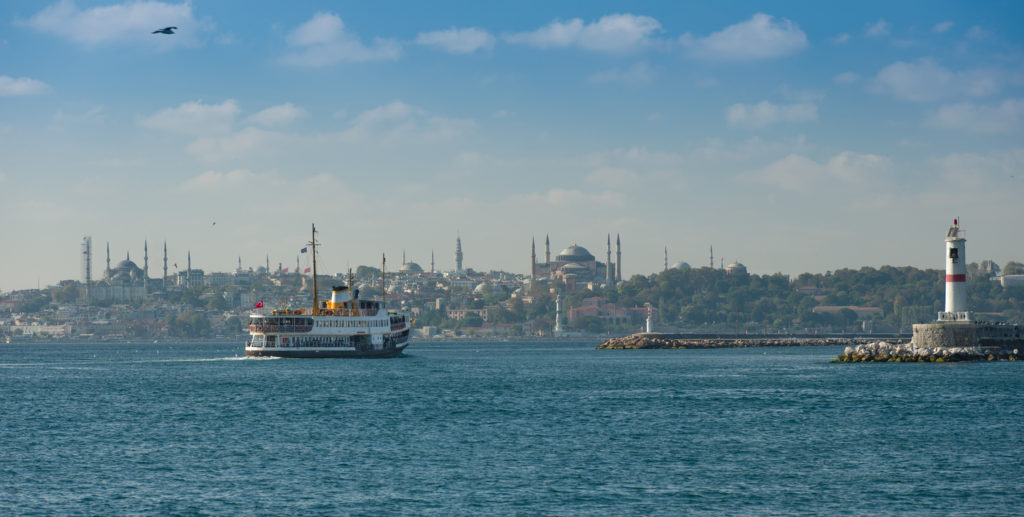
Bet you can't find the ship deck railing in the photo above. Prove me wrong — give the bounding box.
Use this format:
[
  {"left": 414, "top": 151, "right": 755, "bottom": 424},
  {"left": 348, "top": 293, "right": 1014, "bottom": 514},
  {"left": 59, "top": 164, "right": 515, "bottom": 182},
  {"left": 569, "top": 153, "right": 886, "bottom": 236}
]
[{"left": 249, "top": 324, "right": 314, "bottom": 333}]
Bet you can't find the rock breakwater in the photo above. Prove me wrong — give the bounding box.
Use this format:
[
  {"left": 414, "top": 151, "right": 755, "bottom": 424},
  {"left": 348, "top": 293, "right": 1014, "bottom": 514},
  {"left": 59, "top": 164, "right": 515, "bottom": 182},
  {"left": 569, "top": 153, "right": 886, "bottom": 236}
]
[
  {"left": 834, "top": 341, "right": 1022, "bottom": 362},
  {"left": 597, "top": 333, "right": 894, "bottom": 350}
]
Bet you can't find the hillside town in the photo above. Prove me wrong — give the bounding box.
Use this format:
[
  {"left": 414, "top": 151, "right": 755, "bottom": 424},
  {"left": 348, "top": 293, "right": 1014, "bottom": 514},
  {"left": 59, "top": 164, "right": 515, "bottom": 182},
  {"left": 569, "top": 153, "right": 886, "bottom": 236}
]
[{"left": 2, "top": 235, "right": 1022, "bottom": 342}]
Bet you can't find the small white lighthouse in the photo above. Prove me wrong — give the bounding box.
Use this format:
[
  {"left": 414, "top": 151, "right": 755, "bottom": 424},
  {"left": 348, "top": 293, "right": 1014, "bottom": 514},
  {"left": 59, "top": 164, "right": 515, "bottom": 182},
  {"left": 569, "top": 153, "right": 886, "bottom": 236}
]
[
  {"left": 941, "top": 218, "right": 969, "bottom": 321},
  {"left": 554, "top": 294, "right": 563, "bottom": 333}
]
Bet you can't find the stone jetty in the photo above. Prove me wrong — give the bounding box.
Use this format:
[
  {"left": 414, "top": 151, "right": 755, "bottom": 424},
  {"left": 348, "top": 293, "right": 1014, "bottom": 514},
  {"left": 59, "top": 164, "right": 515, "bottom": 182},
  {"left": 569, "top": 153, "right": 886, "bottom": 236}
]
[
  {"left": 834, "top": 341, "right": 1022, "bottom": 363},
  {"left": 596, "top": 333, "right": 897, "bottom": 350}
]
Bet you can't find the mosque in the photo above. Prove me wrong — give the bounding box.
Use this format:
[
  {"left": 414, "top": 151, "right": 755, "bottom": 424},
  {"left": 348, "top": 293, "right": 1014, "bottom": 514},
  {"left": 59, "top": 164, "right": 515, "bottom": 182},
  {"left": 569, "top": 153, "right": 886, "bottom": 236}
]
[
  {"left": 531, "top": 234, "right": 621, "bottom": 291},
  {"left": 81, "top": 238, "right": 204, "bottom": 302}
]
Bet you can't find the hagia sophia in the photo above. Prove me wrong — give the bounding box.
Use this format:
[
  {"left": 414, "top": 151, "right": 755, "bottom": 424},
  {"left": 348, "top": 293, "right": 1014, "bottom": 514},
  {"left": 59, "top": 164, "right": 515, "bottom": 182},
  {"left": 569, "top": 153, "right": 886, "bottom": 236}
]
[{"left": 530, "top": 234, "right": 621, "bottom": 292}]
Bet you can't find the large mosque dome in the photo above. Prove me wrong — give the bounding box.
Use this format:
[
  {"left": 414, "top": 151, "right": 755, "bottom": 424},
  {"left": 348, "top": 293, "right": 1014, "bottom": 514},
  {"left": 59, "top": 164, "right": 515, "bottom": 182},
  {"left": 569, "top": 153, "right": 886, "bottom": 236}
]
[
  {"left": 672, "top": 261, "right": 691, "bottom": 270},
  {"left": 399, "top": 262, "right": 424, "bottom": 273},
  {"left": 556, "top": 244, "right": 595, "bottom": 263}
]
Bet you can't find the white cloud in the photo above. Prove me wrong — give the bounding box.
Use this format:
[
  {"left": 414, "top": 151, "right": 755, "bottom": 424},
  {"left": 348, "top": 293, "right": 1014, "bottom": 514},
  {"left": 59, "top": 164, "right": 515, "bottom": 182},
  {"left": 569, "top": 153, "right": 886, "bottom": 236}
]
[
  {"left": 834, "top": 72, "right": 859, "bottom": 84},
  {"left": 726, "top": 101, "right": 817, "bottom": 128},
  {"left": 504, "top": 14, "right": 661, "bottom": 53},
  {"left": 280, "top": 12, "right": 400, "bottom": 66},
  {"left": 0, "top": 76, "right": 51, "bottom": 96},
  {"left": 865, "top": 19, "right": 891, "bottom": 38},
  {"left": 340, "top": 101, "right": 475, "bottom": 145},
  {"left": 519, "top": 188, "right": 622, "bottom": 207},
  {"left": 832, "top": 33, "right": 851, "bottom": 44},
  {"left": 22, "top": 0, "right": 205, "bottom": 47},
  {"left": 869, "top": 58, "right": 1008, "bottom": 102},
  {"left": 737, "top": 151, "right": 892, "bottom": 192},
  {"left": 585, "top": 168, "right": 640, "bottom": 188},
  {"left": 352, "top": 100, "right": 420, "bottom": 125},
  {"left": 927, "top": 99, "right": 1024, "bottom": 133},
  {"left": 245, "top": 103, "right": 307, "bottom": 127},
  {"left": 140, "top": 99, "right": 240, "bottom": 135},
  {"left": 966, "top": 25, "right": 992, "bottom": 41},
  {"left": 416, "top": 27, "right": 494, "bottom": 54},
  {"left": 679, "top": 13, "right": 807, "bottom": 60},
  {"left": 588, "top": 61, "right": 655, "bottom": 84},
  {"left": 932, "top": 21, "right": 954, "bottom": 33},
  {"left": 181, "top": 169, "right": 259, "bottom": 190},
  {"left": 186, "top": 127, "right": 277, "bottom": 161}
]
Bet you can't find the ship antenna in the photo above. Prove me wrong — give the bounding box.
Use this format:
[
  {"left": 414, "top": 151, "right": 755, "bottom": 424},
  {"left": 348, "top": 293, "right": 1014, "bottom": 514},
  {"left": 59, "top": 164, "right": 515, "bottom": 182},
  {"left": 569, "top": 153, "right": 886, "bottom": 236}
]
[{"left": 310, "top": 223, "right": 319, "bottom": 316}]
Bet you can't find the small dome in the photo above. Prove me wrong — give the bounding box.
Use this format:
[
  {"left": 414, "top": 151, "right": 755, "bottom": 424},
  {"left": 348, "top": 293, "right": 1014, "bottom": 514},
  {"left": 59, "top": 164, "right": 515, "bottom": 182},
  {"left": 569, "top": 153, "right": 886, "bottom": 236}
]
[
  {"left": 672, "top": 261, "right": 691, "bottom": 270},
  {"left": 725, "top": 262, "right": 747, "bottom": 274},
  {"left": 473, "top": 282, "right": 490, "bottom": 294},
  {"left": 561, "top": 263, "right": 588, "bottom": 271},
  {"left": 556, "top": 243, "right": 594, "bottom": 262}
]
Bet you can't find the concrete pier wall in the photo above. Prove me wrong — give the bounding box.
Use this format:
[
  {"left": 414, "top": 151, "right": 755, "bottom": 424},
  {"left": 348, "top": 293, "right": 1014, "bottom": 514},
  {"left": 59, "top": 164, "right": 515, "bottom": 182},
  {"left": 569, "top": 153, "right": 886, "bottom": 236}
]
[{"left": 911, "top": 321, "right": 1024, "bottom": 349}]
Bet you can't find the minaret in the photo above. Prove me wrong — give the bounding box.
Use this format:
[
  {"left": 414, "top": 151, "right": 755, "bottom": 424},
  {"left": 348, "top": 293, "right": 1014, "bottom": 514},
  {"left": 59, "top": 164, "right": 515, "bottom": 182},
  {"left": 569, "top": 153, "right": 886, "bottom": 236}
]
[
  {"left": 710, "top": 245, "right": 714, "bottom": 269},
  {"left": 402, "top": 250, "right": 406, "bottom": 266},
  {"left": 455, "top": 236, "right": 463, "bottom": 272},
  {"left": 296, "top": 255, "right": 300, "bottom": 275},
  {"left": 238, "top": 256, "right": 242, "bottom": 272},
  {"left": 266, "top": 254, "right": 270, "bottom": 274},
  {"left": 106, "top": 242, "right": 111, "bottom": 277},
  {"left": 431, "top": 250, "right": 435, "bottom": 274},
  {"left": 664, "top": 246, "right": 668, "bottom": 272},
  {"left": 605, "top": 234, "right": 613, "bottom": 286},
  {"left": 163, "top": 241, "right": 168, "bottom": 290},
  {"left": 615, "top": 234, "right": 622, "bottom": 282},
  {"left": 531, "top": 237, "right": 537, "bottom": 281},
  {"left": 544, "top": 235, "right": 551, "bottom": 265},
  {"left": 187, "top": 250, "right": 192, "bottom": 288},
  {"left": 143, "top": 240, "right": 149, "bottom": 290},
  {"left": 943, "top": 218, "right": 968, "bottom": 319}
]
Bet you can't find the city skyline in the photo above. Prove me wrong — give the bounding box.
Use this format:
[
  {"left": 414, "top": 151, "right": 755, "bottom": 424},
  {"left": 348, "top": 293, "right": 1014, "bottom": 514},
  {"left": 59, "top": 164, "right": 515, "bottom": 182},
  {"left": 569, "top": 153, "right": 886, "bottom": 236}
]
[{"left": 2, "top": 1, "right": 1023, "bottom": 291}]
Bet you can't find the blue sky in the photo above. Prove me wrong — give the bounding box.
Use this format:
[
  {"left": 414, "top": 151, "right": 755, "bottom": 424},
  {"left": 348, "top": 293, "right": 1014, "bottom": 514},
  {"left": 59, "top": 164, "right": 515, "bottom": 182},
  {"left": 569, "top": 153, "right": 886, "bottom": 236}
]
[{"left": 1, "top": 1, "right": 1022, "bottom": 290}]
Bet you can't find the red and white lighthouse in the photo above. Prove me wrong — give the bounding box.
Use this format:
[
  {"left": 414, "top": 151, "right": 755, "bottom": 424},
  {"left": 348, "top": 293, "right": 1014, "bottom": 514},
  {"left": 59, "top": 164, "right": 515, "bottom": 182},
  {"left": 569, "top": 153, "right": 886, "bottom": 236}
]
[{"left": 943, "top": 218, "right": 967, "bottom": 319}]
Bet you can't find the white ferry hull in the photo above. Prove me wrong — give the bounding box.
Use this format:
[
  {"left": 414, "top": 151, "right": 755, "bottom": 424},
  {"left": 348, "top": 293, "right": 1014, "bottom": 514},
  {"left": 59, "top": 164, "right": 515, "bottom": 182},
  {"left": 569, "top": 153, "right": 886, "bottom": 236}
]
[{"left": 245, "top": 342, "right": 408, "bottom": 358}]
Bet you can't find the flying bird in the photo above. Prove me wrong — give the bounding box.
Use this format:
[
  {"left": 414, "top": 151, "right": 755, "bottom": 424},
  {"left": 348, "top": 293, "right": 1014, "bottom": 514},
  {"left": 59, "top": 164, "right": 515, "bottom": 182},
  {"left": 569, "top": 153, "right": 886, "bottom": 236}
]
[{"left": 152, "top": 26, "right": 177, "bottom": 34}]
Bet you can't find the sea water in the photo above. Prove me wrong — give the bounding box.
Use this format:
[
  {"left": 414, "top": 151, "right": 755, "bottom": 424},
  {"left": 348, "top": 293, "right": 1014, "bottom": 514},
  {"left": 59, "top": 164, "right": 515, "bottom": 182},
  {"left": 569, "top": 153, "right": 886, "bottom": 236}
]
[{"left": 1, "top": 341, "right": 1022, "bottom": 515}]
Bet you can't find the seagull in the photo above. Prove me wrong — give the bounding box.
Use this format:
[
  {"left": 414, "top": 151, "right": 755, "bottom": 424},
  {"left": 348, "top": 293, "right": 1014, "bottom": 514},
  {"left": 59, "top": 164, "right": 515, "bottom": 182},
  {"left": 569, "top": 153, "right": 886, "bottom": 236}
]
[{"left": 152, "top": 26, "right": 177, "bottom": 34}]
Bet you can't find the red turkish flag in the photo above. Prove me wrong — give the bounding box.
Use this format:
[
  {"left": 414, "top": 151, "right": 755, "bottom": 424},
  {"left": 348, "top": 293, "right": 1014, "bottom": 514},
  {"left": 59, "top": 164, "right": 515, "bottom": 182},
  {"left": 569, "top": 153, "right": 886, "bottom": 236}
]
[{"left": 254, "top": 300, "right": 264, "bottom": 309}]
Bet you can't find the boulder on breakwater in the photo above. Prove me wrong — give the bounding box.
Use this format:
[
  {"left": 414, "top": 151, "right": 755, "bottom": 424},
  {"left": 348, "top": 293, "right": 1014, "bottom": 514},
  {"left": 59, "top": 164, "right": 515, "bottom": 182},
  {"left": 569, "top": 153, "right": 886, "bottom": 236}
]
[
  {"left": 833, "top": 341, "right": 1022, "bottom": 363},
  {"left": 596, "top": 333, "right": 894, "bottom": 350}
]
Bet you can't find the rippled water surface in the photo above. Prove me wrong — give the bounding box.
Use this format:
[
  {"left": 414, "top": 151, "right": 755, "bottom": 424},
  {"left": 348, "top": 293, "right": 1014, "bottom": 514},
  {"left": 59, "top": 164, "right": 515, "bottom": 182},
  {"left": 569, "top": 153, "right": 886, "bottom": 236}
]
[{"left": 2, "top": 341, "right": 1022, "bottom": 515}]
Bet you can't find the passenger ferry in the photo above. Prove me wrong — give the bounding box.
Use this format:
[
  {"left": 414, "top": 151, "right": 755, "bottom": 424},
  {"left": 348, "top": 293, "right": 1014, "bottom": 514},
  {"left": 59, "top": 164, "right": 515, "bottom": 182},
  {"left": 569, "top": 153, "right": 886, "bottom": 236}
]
[{"left": 245, "top": 224, "right": 411, "bottom": 358}]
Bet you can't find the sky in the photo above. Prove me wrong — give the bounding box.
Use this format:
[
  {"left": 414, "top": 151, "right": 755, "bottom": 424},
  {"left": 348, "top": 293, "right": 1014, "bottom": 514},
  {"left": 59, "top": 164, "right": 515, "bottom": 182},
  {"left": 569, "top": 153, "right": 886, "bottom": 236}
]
[{"left": 1, "top": 1, "right": 1023, "bottom": 291}]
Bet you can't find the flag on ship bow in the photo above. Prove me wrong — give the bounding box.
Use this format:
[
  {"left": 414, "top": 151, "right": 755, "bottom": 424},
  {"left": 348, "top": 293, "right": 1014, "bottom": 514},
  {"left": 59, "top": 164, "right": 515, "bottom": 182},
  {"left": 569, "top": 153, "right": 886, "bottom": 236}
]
[{"left": 254, "top": 300, "right": 264, "bottom": 309}]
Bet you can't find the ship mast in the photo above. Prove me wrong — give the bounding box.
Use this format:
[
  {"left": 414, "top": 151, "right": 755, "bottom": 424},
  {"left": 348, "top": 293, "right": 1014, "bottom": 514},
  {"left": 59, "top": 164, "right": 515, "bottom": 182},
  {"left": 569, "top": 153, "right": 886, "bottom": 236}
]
[
  {"left": 310, "top": 223, "right": 319, "bottom": 316},
  {"left": 381, "top": 252, "right": 386, "bottom": 304}
]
